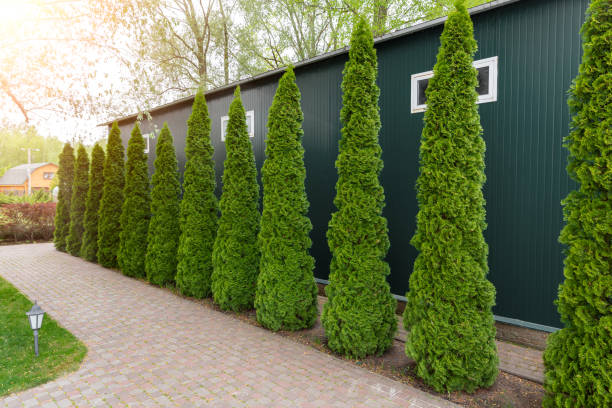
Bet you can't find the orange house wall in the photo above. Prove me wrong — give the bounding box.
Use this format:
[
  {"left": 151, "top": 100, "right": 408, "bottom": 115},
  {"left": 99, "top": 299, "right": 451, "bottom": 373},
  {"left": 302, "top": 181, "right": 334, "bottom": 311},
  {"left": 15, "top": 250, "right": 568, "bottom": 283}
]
[{"left": 0, "top": 163, "right": 58, "bottom": 195}]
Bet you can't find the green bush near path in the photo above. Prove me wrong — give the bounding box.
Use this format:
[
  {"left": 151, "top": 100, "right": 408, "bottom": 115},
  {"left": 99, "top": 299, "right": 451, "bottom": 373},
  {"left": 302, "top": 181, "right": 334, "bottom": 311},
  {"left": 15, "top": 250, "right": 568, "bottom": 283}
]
[{"left": 0, "top": 276, "right": 86, "bottom": 397}]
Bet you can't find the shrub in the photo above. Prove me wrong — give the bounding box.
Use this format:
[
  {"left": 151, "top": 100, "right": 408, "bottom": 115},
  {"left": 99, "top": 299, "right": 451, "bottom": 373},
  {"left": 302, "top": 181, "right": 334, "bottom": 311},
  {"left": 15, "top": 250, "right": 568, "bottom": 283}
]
[
  {"left": 321, "top": 19, "right": 397, "bottom": 359},
  {"left": 145, "top": 123, "right": 180, "bottom": 287},
  {"left": 211, "top": 87, "right": 260, "bottom": 312},
  {"left": 66, "top": 145, "right": 90, "bottom": 256},
  {"left": 97, "top": 122, "right": 125, "bottom": 268},
  {"left": 403, "top": 1, "right": 498, "bottom": 393},
  {"left": 543, "top": 1, "right": 612, "bottom": 407},
  {"left": 118, "top": 123, "right": 150, "bottom": 278},
  {"left": 53, "top": 143, "right": 75, "bottom": 252},
  {"left": 80, "top": 144, "right": 105, "bottom": 261},
  {"left": 0, "top": 190, "right": 51, "bottom": 205},
  {"left": 176, "top": 89, "right": 218, "bottom": 298},
  {"left": 1, "top": 203, "right": 56, "bottom": 242},
  {"left": 255, "top": 67, "right": 318, "bottom": 331}
]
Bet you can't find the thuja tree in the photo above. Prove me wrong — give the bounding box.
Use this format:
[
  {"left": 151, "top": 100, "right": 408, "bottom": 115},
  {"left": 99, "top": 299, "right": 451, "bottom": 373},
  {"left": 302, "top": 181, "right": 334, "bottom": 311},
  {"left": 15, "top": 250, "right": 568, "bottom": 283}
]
[
  {"left": 81, "top": 143, "right": 105, "bottom": 261},
  {"left": 255, "top": 67, "right": 318, "bottom": 331},
  {"left": 97, "top": 122, "right": 125, "bottom": 268},
  {"left": 176, "top": 90, "right": 218, "bottom": 298},
  {"left": 211, "top": 87, "right": 260, "bottom": 312},
  {"left": 66, "top": 144, "right": 90, "bottom": 255},
  {"left": 543, "top": 1, "right": 611, "bottom": 407},
  {"left": 118, "top": 123, "right": 150, "bottom": 278},
  {"left": 53, "top": 143, "right": 75, "bottom": 252},
  {"left": 321, "top": 19, "right": 397, "bottom": 359},
  {"left": 145, "top": 123, "right": 181, "bottom": 287},
  {"left": 403, "top": 1, "right": 498, "bottom": 393}
]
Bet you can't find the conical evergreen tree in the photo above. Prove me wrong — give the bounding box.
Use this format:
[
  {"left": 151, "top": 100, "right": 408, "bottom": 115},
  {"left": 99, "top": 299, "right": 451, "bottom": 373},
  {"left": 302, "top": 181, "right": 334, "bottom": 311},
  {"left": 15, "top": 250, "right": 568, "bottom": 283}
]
[
  {"left": 66, "top": 144, "right": 90, "bottom": 255},
  {"left": 255, "top": 67, "right": 318, "bottom": 331},
  {"left": 176, "top": 90, "right": 218, "bottom": 298},
  {"left": 211, "top": 87, "right": 260, "bottom": 312},
  {"left": 145, "top": 123, "right": 181, "bottom": 287},
  {"left": 97, "top": 122, "right": 125, "bottom": 268},
  {"left": 81, "top": 144, "right": 105, "bottom": 261},
  {"left": 118, "top": 123, "right": 151, "bottom": 278},
  {"left": 53, "top": 143, "right": 75, "bottom": 252},
  {"left": 543, "top": 1, "right": 611, "bottom": 407},
  {"left": 403, "top": 1, "right": 498, "bottom": 393},
  {"left": 321, "top": 19, "right": 397, "bottom": 359}
]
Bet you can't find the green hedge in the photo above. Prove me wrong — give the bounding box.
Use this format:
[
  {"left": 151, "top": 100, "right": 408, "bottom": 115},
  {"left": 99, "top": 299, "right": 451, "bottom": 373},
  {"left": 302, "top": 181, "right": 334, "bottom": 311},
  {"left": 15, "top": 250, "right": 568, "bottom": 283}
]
[
  {"left": 66, "top": 145, "right": 89, "bottom": 256},
  {"left": 53, "top": 143, "right": 74, "bottom": 252},
  {"left": 255, "top": 67, "right": 318, "bottom": 331},
  {"left": 403, "top": 2, "right": 498, "bottom": 393},
  {"left": 212, "top": 87, "right": 260, "bottom": 312},
  {"left": 176, "top": 90, "right": 218, "bottom": 298},
  {"left": 322, "top": 19, "right": 397, "bottom": 359}
]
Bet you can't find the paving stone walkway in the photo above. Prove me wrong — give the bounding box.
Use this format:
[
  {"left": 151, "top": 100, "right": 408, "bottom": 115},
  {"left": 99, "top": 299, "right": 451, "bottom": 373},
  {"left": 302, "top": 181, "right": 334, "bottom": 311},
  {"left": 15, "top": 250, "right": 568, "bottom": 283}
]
[{"left": 0, "top": 244, "right": 457, "bottom": 408}]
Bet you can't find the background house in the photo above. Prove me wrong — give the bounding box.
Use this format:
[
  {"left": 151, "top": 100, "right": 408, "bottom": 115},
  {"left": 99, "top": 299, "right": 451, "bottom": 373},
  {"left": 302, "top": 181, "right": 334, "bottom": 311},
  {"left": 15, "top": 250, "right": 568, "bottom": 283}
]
[
  {"left": 104, "top": 0, "right": 589, "bottom": 332},
  {"left": 0, "top": 163, "right": 58, "bottom": 195}
]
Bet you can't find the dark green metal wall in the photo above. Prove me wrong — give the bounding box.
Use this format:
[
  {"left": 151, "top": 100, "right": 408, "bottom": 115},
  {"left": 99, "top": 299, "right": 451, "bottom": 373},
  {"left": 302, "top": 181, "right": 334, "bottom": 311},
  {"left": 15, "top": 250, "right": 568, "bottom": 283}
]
[{"left": 117, "top": 0, "right": 589, "bottom": 329}]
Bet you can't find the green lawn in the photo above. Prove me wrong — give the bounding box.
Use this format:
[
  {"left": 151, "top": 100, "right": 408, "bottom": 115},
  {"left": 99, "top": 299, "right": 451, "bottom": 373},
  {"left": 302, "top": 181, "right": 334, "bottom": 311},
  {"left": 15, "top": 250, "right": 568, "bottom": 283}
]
[{"left": 0, "top": 276, "right": 87, "bottom": 397}]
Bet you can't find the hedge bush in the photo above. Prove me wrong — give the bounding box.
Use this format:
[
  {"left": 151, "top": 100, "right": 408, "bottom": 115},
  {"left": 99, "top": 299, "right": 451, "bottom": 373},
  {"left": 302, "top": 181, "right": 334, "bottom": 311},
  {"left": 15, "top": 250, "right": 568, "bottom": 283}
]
[
  {"left": 255, "top": 67, "right": 318, "bottom": 331},
  {"left": 66, "top": 145, "right": 89, "bottom": 256},
  {"left": 212, "top": 87, "right": 260, "bottom": 312},
  {"left": 53, "top": 143, "right": 75, "bottom": 252},
  {"left": 176, "top": 89, "right": 218, "bottom": 298},
  {"left": 97, "top": 122, "right": 125, "bottom": 268},
  {"left": 118, "top": 123, "right": 150, "bottom": 278},
  {"left": 145, "top": 123, "right": 181, "bottom": 287},
  {"left": 403, "top": 1, "right": 498, "bottom": 393},
  {"left": 1, "top": 203, "right": 56, "bottom": 242},
  {"left": 321, "top": 19, "right": 397, "bottom": 359},
  {"left": 80, "top": 144, "right": 105, "bottom": 261},
  {"left": 543, "top": 1, "right": 612, "bottom": 407}
]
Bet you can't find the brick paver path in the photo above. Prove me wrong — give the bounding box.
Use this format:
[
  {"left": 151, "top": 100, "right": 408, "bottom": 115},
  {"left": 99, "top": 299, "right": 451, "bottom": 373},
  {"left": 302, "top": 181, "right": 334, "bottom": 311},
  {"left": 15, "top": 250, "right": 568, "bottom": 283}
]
[{"left": 0, "top": 244, "right": 457, "bottom": 408}]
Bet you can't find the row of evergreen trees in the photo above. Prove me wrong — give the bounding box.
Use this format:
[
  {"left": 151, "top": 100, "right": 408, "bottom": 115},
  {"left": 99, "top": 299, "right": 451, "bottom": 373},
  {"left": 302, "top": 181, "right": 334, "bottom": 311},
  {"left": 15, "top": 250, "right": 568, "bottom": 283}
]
[{"left": 52, "top": 0, "right": 608, "bottom": 402}]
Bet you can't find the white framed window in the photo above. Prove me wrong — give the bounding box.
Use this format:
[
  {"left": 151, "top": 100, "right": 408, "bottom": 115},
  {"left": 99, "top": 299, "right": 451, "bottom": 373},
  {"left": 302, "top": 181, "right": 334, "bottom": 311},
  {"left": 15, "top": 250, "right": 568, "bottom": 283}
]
[
  {"left": 143, "top": 133, "right": 151, "bottom": 154},
  {"left": 410, "top": 56, "right": 498, "bottom": 113},
  {"left": 221, "top": 110, "right": 255, "bottom": 141}
]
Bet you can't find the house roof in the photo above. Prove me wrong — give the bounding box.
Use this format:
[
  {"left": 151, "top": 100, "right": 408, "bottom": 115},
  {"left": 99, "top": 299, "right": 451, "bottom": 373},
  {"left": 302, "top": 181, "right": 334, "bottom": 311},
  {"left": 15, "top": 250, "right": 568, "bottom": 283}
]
[
  {"left": 100, "top": 0, "right": 521, "bottom": 127},
  {"left": 0, "top": 163, "right": 56, "bottom": 186}
]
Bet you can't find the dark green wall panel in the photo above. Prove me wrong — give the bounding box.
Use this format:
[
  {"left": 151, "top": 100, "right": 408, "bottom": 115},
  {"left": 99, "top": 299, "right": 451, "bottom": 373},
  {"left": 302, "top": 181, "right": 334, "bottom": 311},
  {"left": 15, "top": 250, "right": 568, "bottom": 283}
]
[{"left": 117, "top": 0, "right": 589, "bottom": 328}]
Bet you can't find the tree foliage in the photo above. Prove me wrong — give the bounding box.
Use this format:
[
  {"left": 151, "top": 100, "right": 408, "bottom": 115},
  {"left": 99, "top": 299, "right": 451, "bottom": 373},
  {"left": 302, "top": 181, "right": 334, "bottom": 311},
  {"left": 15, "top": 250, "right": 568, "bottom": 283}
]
[
  {"left": 145, "top": 123, "right": 181, "bottom": 287},
  {"left": 66, "top": 145, "right": 90, "bottom": 255},
  {"left": 81, "top": 143, "right": 105, "bottom": 261},
  {"left": 118, "top": 123, "right": 151, "bottom": 278},
  {"left": 53, "top": 143, "right": 75, "bottom": 252},
  {"left": 176, "top": 90, "right": 218, "bottom": 298},
  {"left": 321, "top": 19, "right": 396, "bottom": 359},
  {"left": 255, "top": 67, "right": 318, "bottom": 331},
  {"left": 403, "top": 2, "right": 497, "bottom": 393},
  {"left": 212, "top": 87, "right": 260, "bottom": 311},
  {"left": 543, "top": 1, "right": 612, "bottom": 406},
  {"left": 0, "top": 126, "right": 64, "bottom": 177},
  {"left": 97, "top": 122, "right": 125, "bottom": 268}
]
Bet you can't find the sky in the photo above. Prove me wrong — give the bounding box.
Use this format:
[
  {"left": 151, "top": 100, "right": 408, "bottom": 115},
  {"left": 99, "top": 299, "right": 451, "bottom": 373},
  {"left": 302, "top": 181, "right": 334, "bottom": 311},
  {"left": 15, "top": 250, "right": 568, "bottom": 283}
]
[{"left": 0, "top": 0, "right": 125, "bottom": 144}]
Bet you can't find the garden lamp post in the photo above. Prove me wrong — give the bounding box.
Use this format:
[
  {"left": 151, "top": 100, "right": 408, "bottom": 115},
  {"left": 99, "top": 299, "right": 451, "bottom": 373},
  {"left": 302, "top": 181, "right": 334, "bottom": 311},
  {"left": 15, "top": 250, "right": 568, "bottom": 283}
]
[{"left": 26, "top": 302, "right": 45, "bottom": 356}]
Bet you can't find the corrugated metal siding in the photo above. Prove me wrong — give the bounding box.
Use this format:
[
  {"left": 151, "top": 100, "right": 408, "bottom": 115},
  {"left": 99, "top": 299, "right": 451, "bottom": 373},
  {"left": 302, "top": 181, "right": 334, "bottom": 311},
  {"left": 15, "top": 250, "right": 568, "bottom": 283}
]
[{"left": 117, "top": 0, "right": 589, "bottom": 328}]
